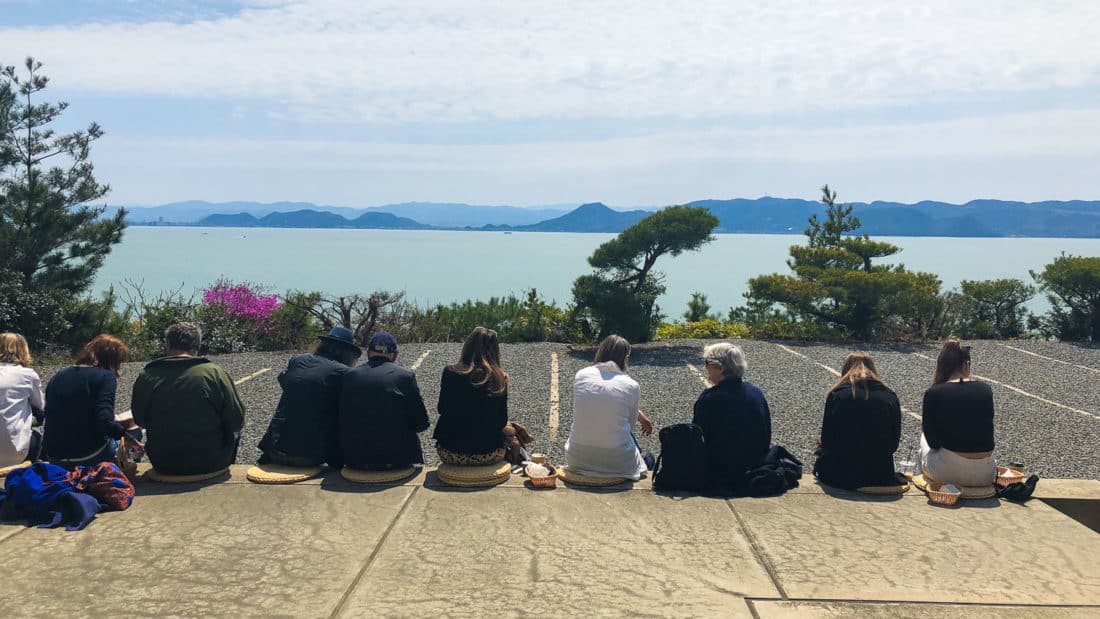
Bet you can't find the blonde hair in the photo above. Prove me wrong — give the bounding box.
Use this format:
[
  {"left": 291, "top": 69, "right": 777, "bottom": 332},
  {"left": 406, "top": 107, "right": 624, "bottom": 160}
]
[
  {"left": 829, "top": 352, "right": 884, "bottom": 399},
  {"left": 0, "top": 333, "right": 32, "bottom": 366},
  {"left": 454, "top": 327, "right": 510, "bottom": 396}
]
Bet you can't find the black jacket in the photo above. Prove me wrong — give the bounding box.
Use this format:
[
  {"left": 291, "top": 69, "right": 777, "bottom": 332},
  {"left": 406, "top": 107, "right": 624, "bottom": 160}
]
[
  {"left": 44, "top": 366, "right": 126, "bottom": 460},
  {"left": 692, "top": 378, "right": 772, "bottom": 496},
  {"left": 813, "top": 379, "right": 902, "bottom": 489},
  {"left": 432, "top": 365, "right": 508, "bottom": 455},
  {"left": 339, "top": 357, "right": 430, "bottom": 469},
  {"left": 258, "top": 354, "right": 348, "bottom": 466}
]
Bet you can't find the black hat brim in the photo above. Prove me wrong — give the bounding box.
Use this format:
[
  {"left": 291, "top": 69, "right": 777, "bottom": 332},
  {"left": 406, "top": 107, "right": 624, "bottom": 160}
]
[{"left": 318, "top": 335, "right": 363, "bottom": 357}]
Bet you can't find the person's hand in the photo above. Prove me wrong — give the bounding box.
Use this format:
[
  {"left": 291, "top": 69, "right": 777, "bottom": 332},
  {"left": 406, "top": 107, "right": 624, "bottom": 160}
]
[
  {"left": 638, "top": 410, "right": 653, "bottom": 437},
  {"left": 122, "top": 419, "right": 139, "bottom": 431},
  {"left": 512, "top": 421, "right": 536, "bottom": 445}
]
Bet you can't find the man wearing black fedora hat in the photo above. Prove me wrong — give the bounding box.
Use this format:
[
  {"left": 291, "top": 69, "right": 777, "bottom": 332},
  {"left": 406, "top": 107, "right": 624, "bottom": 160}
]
[
  {"left": 257, "top": 326, "right": 362, "bottom": 468},
  {"left": 338, "top": 331, "right": 430, "bottom": 470}
]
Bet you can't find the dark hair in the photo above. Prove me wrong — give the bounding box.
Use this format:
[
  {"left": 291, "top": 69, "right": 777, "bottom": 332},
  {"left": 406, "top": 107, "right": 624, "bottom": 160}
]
[
  {"left": 829, "top": 352, "right": 884, "bottom": 399},
  {"left": 454, "top": 327, "right": 509, "bottom": 396},
  {"left": 933, "top": 339, "right": 972, "bottom": 385},
  {"left": 316, "top": 339, "right": 359, "bottom": 367},
  {"left": 75, "top": 334, "right": 130, "bottom": 375},
  {"left": 594, "top": 335, "right": 631, "bottom": 371},
  {"left": 165, "top": 322, "right": 202, "bottom": 354}
]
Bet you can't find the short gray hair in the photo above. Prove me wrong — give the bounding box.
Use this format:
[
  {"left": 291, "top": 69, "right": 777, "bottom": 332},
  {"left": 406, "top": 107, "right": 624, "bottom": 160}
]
[
  {"left": 703, "top": 342, "right": 746, "bottom": 379},
  {"left": 165, "top": 322, "right": 202, "bottom": 354}
]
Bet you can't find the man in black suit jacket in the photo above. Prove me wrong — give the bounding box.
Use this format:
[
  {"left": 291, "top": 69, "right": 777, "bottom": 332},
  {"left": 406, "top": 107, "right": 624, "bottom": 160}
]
[{"left": 338, "top": 332, "right": 430, "bottom": 470}]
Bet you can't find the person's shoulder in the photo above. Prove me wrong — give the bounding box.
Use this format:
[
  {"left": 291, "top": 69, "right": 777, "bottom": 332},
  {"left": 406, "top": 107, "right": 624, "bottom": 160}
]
[{"left": 741, "top": 380, "right": 766, "bottom": 397}]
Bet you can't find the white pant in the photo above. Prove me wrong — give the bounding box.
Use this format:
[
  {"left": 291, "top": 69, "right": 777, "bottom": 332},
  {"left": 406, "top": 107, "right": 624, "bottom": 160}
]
[{"left": 919, "top": 434, "right": 996, "bottom": 486}]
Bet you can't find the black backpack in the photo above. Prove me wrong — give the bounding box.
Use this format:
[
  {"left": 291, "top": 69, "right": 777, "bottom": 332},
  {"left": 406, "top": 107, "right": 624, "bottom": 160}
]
[{"left": 652, "top": 423, "right": 707, "bottom": 492}]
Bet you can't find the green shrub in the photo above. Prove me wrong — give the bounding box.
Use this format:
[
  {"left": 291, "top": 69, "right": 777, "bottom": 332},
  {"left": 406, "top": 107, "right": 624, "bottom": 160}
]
[{"left": 655, "top": 320, "right": 749, "bottom": 340}]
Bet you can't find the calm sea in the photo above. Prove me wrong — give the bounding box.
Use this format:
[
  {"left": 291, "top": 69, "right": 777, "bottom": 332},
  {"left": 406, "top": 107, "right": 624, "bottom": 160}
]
[{"left": 92, "top": 227, "right": 1100, "bottom": 314}]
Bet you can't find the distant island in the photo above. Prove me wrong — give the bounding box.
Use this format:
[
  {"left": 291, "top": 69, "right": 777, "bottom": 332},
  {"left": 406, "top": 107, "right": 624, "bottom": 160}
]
[{"left": 117, "top": 197, "right": 1100, "bottom": 238}]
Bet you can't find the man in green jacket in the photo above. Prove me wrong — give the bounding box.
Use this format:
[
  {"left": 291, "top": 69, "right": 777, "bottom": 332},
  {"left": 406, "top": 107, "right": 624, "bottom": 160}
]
[{"left": 133, "top": 322, "right": 245, "bottom": 475}]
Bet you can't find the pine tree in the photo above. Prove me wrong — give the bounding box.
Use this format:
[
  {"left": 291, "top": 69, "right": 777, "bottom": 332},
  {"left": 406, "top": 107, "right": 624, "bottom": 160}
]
[
  {"left": 0, "top": 58, "right": 125, "bottom": 297},
  {"left": 742, "top": 185, "right": 941, "bottom": 339}
]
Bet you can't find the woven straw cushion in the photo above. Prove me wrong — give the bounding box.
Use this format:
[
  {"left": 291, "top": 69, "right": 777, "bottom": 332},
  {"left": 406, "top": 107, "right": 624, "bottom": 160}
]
[
  {"left": 912, "top": 474, "right": 996, "bottom": 500},
  {"left": 246, "top": 464, "right": 323, "bottom": 484},
  {"left": 0, "top": 460, "right": 31, "bottom": 477},
  {"left": 341, "top": 466, "right": 419, "bottom": 484},
  {"left": 146, "top": 467, "right": 230, "bottom": 483},
  {"left": 558, "top": 465, "right": 628, "bottom": 487},
  {"left": 856, "top": 482, "right": 910, "bottom": 495},
  {"left": 436, "top": 462, "right": 511, "bottom": 487}
]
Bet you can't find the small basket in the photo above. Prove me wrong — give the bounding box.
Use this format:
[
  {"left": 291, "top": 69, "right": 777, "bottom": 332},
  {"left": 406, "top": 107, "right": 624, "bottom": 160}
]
[
  {"left": 525, "top": 463, "right": 558, "bottom": 488},
  {"left": 995, "top": 466, "right": 1026, "bottom": 487},
  {"left": 927, "top": 482, "right": 961, "bottom": 506}
]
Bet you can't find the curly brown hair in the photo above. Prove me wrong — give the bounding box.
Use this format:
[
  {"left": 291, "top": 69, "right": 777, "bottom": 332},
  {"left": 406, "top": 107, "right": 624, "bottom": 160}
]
[{"left": 75, "top": 334, "right": 130, "bottom": 375}]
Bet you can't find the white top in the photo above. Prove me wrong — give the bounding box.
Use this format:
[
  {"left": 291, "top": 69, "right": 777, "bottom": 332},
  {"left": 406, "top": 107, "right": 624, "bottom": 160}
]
[
  {"left": 0, "top": 363, "right": 45, "bottom": 466},
  {"left": 565, "top": 362, "right": 647, "bottom": 480}
]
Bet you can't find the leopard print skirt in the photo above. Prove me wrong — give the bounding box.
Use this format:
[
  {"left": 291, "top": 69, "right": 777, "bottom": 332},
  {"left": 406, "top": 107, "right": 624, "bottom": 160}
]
[{"left": 436, "top": 446, "right": 507, "bottom": 466}]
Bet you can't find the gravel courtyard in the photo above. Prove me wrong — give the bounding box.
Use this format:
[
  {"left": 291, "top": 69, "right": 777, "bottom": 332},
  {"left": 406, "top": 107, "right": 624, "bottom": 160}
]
[{"left": 37, "top": 339, "right": 1100, "bottom": 479}]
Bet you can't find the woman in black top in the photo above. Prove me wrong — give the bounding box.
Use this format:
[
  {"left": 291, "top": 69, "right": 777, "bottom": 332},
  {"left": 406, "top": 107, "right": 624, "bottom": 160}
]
[
  {"left": 45, "top": 334, "right": 140, "bottom": 467},
  {"left": 919, "top": 339, "right": 996, "bottom": 486},
  {"left": 813, "top": 352, "right": 902, "bottom": 489},
  {"left": 433, "top": 327, "right": 532, "bottom": 465}
]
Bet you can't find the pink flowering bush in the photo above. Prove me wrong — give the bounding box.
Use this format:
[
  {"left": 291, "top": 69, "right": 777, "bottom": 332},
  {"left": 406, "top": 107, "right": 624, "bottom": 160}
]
[
  {"left": 198, "top": 280, "right": 283, "bottom": 353},
  {"left": 202, "top": 282, "right": 281, "bottom": 326}
]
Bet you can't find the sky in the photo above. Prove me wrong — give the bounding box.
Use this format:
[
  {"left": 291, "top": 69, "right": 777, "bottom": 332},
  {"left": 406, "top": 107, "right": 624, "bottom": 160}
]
[{"left": 2, "top": 0, "right": 1099, "bottom": 207}]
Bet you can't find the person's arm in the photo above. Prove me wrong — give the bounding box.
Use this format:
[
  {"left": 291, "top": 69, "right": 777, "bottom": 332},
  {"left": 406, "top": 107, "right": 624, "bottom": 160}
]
[
  {"left": 888, "top": 393, "right": 902, "bottom": 453},
  {"left": 921, "top": 389, "right": 941, "bottom": 449},
  {"left": 29, "top": 370, "right": 45, "bottom": 420},
  {"left": 216, "top": 367, "right": 246, "bottom": 435},
  {"left": 131, "top": 373, "right": 151, "bottom": 428},
  {"left": 818, "top": 394, "right": 840, "bottom": 453},
  {"left": 94, "top": 372, "right": 127, "bottom": 440},
  {"left": 402, "top": 373, "right": 431, "bottom": 433},
  {"left": 691, "top": 392, "right": 708, "bottom": 428}
]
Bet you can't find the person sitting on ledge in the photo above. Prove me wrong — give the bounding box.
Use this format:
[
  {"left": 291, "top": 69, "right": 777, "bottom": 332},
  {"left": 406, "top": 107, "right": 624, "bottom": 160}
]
[
  {"left": 338, "top": 331, "right": 430, "bottom": 470},
  {"left": 132, "top": 322, "right": 245, "bottom": 476},
  {"left": 564, "top": 335, "right": 653, "bottom": 480},
  {"left": 692, "top": 342, "right": 771, "bottom": 496},
  {"left": 919, "top": 339, "right": 996, "bottom": 486},
  {"left": 812, "top": 352, "right": 902, "bottom": 490},
  {"left": 44, "top": 334, "right": 140, "bottom": 468},
  {"left": 433, "top": 327, "right": 532, "bottom": 466},
  {"left": 0, "top": 333, "right": 46, "bottom": 467},
  {"left": 257, "top": 326, "right": 361, "bottom": 468}
]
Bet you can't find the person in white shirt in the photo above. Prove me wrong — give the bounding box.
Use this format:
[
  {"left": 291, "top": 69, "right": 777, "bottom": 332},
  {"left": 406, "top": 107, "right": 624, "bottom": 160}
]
[
  {"left": 565, "top": 335, "right": 653, "bottom": 480},
  {"left": 0, "top": 333, "right": 46, "bottom": 467}
]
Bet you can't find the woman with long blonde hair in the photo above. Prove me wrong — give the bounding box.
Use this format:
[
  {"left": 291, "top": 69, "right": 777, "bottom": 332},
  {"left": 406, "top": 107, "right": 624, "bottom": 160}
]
[
  {"left": 919, "top": 339, "right": 996, "bottom": 486},
  {"left": 0, "top": 333, "right": 46, "bottom": 466},
  {"left": 433, "top": 327, "right": 532, "bottom": 465},
  {"left": 812, "top": 352, "right": 903, "bottom": 489}
]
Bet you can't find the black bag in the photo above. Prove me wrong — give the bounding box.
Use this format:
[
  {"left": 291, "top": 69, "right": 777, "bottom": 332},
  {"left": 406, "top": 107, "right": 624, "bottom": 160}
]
[{"left": 652, "top": 423, "right": 707, "bottom": 492}]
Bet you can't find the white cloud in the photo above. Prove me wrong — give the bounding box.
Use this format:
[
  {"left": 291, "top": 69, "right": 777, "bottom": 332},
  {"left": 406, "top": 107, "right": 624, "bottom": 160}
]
[
  {"left": 97, "top": 107, "right": 1100, "bottom": 172},
  {"left": 3, "top": 0, "right": 1099, "bottom": 123}
]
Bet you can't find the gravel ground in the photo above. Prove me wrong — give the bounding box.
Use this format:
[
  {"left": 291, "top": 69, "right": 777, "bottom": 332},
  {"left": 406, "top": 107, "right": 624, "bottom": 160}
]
[{"left": 32, "top": 339, "right": 1100, "bottom": 479}]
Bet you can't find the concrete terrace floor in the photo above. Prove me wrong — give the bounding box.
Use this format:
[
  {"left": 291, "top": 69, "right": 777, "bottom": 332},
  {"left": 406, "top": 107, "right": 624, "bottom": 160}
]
[
  {"left": 0, "top": 466, "right": 1097, "bottom": 618},
  {"left": 13, "top": 339, "right": 1100, "bottom": 617}
]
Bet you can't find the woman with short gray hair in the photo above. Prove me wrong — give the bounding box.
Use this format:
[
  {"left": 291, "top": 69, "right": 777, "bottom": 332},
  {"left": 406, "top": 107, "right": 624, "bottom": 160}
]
[{"left": 693, "top": 342, "right": 772, "bottom": 496}]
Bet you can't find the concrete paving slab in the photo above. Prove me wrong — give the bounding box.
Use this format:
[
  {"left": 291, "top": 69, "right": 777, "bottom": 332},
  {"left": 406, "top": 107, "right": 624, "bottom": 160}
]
[
  {"left": 0, "top": 483, "right": 414, "bottom": 618},
  {"left": 733, "top": 494, "right": 1100, "bottom": 605},
  {"left": 751, "top": 600, "right": 1100, "bottom": 618},
  {"left": 337, "top": 487, "right": 775, "bottom": 617}
]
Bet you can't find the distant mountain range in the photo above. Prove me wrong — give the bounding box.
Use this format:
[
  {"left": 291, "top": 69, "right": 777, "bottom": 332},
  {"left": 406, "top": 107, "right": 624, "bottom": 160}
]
[{"left": 117, "top": 197, "right": 1100, "bottom": 237}]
